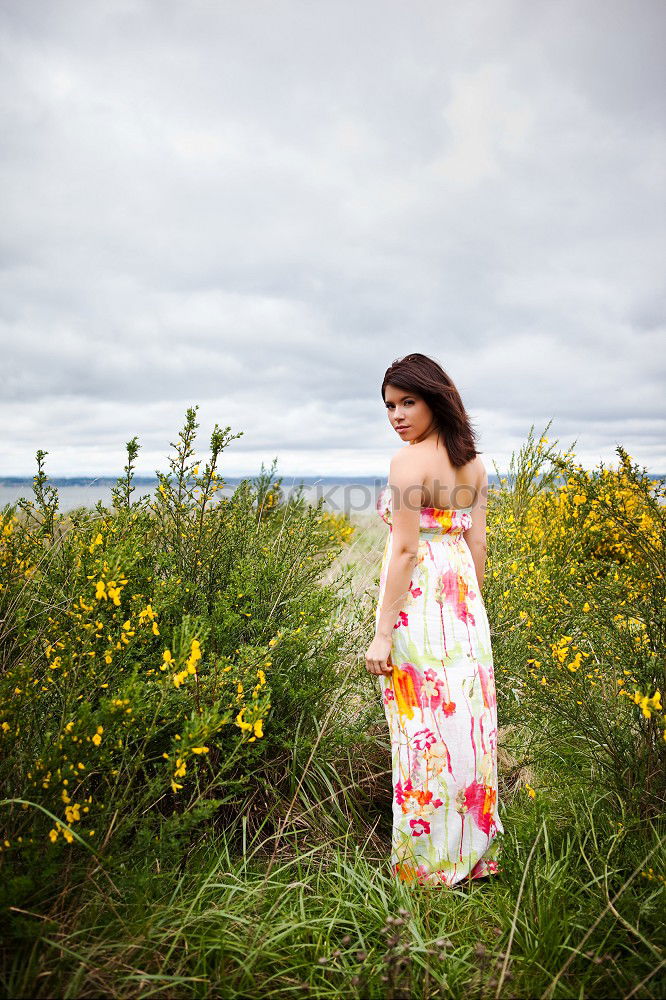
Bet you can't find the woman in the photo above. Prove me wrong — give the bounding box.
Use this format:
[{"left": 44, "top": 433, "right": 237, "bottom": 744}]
[{"left": 366, "top": 353, "right": 504, "bottom": 887}]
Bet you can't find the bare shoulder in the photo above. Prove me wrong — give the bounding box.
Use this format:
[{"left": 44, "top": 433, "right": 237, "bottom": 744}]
[
  {"left": 390, "top": 445, "right": 427, "bottom": 478},
  {"left": 389, "top": 446, "right": 426, "bottom": 500},
  {"left": 469, "top": 455, "right": 488, "bottom": 507},
  {"left": 471, "top": 455, "right": 488, "bottom": 486}
]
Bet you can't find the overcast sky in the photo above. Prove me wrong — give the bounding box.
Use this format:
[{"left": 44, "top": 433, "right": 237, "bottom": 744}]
[{"left": 1, "top": 0, "right": 665, "bottom": 479}]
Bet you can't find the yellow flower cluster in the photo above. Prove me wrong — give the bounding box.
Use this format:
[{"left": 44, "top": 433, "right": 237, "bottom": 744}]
[
  {"left": 48, "top": 791, "right": 95, "bottom": 843},
  {"left": 233, "top": 661, "right": 270, "bottom": 742},
  {"left": 549, "top": 637, "right": 588, "bottom": 674},
  {"left": 235, "top": 707, "right": 264, "bottom": 741},
  {"left": 622, "top": 688, "right": 665, "bottom": 740},
  {"left": 319, "top": 510, "right": 355, "bottom": 545},
  {"left": 138, "top": 603, "right": 160, "bottom": 636},
  {"left": 640, "top": 867, "right": 666, "bottom": 884},
  {"left": 172, "top": 638, "right": 202, "bottom": 688},
  {"left": 169, "top": 742, "right": 211, "bottom": 792},
  {"left": 93, "top": 574, "right": 127, "bottom": 606},
  {"left": 0, "top": 512, "right": 37, "bottom": 583},
  {"left": 262, "top": 489, "right": 277, "bottom": 510},
  {"left": 88, "top": 532, "right": 103, "bottom": 554}
]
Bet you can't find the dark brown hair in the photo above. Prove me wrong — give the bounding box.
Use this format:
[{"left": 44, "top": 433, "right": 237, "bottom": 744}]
[{"left": 381, "top": 353, "right": 480, "bottom": 467}]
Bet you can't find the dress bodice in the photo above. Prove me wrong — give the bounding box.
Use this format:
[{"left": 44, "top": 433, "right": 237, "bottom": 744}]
[{"left": 376, "top": 484, "right": 472, "bottom": 536}]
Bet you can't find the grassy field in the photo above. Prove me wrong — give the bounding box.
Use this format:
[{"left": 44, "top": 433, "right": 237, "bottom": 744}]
[{"left": 1, "top": 410, "right": 664, "bottom": 998}]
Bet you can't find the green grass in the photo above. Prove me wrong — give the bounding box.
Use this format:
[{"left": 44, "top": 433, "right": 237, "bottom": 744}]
[{"left": 3, "top": 743, "right": 664, "bottom": 999}]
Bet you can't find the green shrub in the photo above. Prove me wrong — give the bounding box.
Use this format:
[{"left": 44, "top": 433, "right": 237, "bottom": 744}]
[
  {"left": 485, "top": 423, "right": 666, "bottom": 815},
  {"left": 0, "top": 407, "right": 361, "bottom": 916}
]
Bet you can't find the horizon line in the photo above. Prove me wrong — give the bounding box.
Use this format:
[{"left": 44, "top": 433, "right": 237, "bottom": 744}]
[{"left": 2, "top": 470, "right": 665, "bottom": 485}]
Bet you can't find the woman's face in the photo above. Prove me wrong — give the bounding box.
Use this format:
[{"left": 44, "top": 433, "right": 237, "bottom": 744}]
[{"left": 383, "top": 384, "right": 436, "bottom": 444}]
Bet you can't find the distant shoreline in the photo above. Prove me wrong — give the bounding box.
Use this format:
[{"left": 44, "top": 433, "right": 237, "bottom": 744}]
[
  {"left": 0, "top": 474, "right": 504, "bottom": 516},
  {"left": 2, "top": 470, "right": 664, "bottom": 488},
  {"left": 0, "top": 474, "right": 467, "bottom": 487},
  {"left": 2, "top": 472, "right": 664, "bottom": 516}
]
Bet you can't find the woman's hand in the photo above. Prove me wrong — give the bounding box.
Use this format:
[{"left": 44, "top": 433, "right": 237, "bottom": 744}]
[{"left": 365, "top": 632, "right": 393, "bottom": 676}]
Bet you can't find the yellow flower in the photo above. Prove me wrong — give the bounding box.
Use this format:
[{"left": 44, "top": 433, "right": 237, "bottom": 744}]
[
  {"left": 88, "top": 533, "right": 103, "bottom": 553},
  {"left": 184, "top": 638, "right": 202, "bottom": 675},
  {"left": 567, "top": 653, "right": 583, "bottom": 672},
  {"left": 191, "top": 746, "right": 209, "bottom": 754},
  {"left": 235, "top": 708, "right": 253, "bottom": 732},
  {"left": 525, "top": 784, "right": 536, "bottom": 799}
]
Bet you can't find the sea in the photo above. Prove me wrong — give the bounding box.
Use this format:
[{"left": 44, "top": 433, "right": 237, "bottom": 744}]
[
  {"left": 0, "top": 475, "right": 504, "bottom": 517},
  {"left": 1, "top": 472, "right": 663, "bottom": 517}
]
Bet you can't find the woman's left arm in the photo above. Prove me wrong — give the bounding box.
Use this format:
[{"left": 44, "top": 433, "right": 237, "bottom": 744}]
[{"left": 366, "top": 452, "right": 421, "bottom": 676}]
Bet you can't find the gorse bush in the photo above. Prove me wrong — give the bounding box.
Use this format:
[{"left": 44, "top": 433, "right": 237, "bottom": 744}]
[
  {"left": 0, "top": 407, "right": 364, "bottom": 915},
  {"left": 485, "top": 422, "right": 666, "bottom": 815}
]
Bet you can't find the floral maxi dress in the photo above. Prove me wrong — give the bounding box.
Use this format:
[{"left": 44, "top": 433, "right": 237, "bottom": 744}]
[{"left": 375, "top": 485, "right": 504, "bottom": 886}]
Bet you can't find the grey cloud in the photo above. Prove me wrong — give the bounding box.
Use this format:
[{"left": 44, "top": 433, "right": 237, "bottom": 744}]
[{"left": 1, "top": 0, "right": 664, "bottom": 475}]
